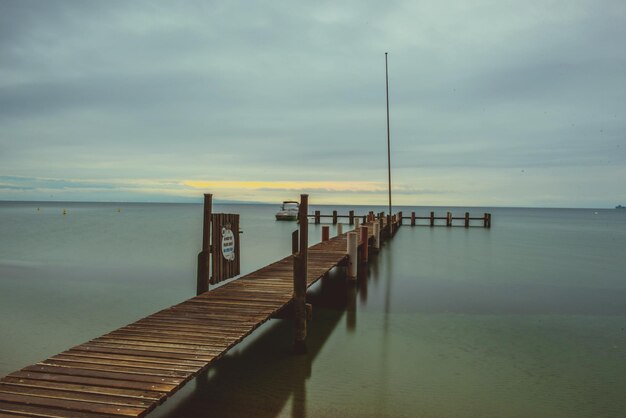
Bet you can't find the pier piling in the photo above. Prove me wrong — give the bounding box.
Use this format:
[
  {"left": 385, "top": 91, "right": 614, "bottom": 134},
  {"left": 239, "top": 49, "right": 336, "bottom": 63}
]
[
  {"left": 293, "top": 194, "right": 309, "bottom": 353},
  {"left": 196, "top": 193, "right": 212, "bottom": 295},
  {"left": 347, "top": 232, "right": 358, "bottom": 279}
]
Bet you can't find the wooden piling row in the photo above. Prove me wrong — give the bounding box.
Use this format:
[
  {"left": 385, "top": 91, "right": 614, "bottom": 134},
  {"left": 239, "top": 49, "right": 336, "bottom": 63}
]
[{"left": 309, "top": 210, "right": 491, "bottom": 228}]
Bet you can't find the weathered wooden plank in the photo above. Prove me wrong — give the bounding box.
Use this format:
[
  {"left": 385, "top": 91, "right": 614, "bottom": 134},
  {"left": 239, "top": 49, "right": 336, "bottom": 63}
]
[
  {"left": 64, "top": 349, "right": 206, "bottom": 368},
  {"left": 6, "top": 371, "right": 173, "bottom": 394},
  {"left": 70, "top": 344, "right": 214, "bottom": 362},
  {"left": 134, "top": 316, "right": 252, "bottom": 330},
  {"left": 49, "top": 354, "right": 198, "bottom": 373},
  {"left": 0, "top": 377, "right": 162, "bottom": 401},
  {"left": 122, "top": 321, "right": 245, "bottom": 337},
  {"left": 38, "top": 359, "right": 189, "bottom": 379},
  {"left": 0, "top": 383, "right": 153, "bottom": 409},
  {"left": 0, "top": 392, "right": 148, "bottom": 416},
  {"left": 92, "top": 337, "right": 228, "bottom": 354},
  {"left": 76, "top": 342, "right": 220, "bottom": 360},
  {"left": 107, "top": 329, "right": 235, "bottom": 344},
  {"left": 0, "top": 412, "right": 31, "bottom": 418},
  {"left": 0, "top": 401, "right": 116, "bottom": 418},
  {"left": 22, "top": 365, "right": 183, "bottom": 386}
]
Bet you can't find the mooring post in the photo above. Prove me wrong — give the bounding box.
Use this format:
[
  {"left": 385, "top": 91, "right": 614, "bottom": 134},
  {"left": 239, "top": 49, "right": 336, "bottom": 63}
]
[
  {"left": 446, "top": 212, "right": 452, "bottom": 227},
  {"left": 465, "top": 212, "right": 470, "bottom": 228},
  {"left": 349, "top": 210, "right": 354, "bottom": 225},
  {"left": 373, "top": 221, "right": 380, "bottom": 250},
  {"left": 337, "top": 223, "right": 343, "bottom": 236},
  {"left": 321, "top": 225, "right": 330, "bottom": 242},
  {"left": 332, "top": 210, "right": 338, "bottom": 225},
  {"left": 411, "top": 211, "right": 416, "bottom": 226},
  {"left": 196, "top": 194, "right": 212, "bottom": 295},
  {"left": 292, "top": 230, "right": 299, "bottom": 255},
  {"left": 346, "top": 232, "right": 358, "bottom": 280},
  {"left": 488, "top": 213, "right": 492, "bottom": 228},
  {"left": 484, "top": 213, "right": 488, "bottom": 228},
  {"left": 293, "top": 194, "right": 309, "bottom": 353},
  {"left": 354, "top": 217, "right": 360, "bottom": 230},
  {"left": 430, "top": 211, "right": 435, "bottom": 227},
  {"left": 314, "top": 210, "right": 320, "bottom": 224},
  {"left": 398, "top": 211, "right": 403, "bottom": 226},
  {"left": 360, "top": 226, "right": 368, "bottom": 264}
]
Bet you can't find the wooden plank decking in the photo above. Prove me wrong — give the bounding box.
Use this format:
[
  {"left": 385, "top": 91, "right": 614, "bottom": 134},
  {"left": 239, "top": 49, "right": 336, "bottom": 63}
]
[{"left": 0, "top": 233, "right": 361, "bottom": 417}]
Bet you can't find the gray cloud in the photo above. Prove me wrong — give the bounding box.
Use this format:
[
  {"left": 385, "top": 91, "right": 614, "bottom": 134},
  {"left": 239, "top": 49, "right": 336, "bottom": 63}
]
[{"left": 0, "top": 0, "right": 625, "bottom": 207}]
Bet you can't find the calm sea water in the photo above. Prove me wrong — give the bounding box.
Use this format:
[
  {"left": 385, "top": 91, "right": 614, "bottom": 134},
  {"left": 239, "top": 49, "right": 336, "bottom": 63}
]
[{"left": 1, "top": 201, "right": 625, "bottom": 417}]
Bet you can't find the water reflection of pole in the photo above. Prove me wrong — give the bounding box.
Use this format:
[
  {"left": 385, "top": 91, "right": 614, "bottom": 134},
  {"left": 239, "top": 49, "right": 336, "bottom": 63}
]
[{"left": 378, "top": 239, "right": 393, "bottom": 411}]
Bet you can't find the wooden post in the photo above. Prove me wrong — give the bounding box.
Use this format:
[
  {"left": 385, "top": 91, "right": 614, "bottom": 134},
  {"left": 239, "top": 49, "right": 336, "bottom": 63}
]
[
  {"left": 430, "top": 211, "right": 434, "bottom": 227},
  {"left": 354, "top": 217, "right": 360, "bottom": 230},
  {"left": 362, "top": 215, "right": 367, "bottom": 224},
  {"left": 446, "top": 212, "right": 452, "bottom": 227},
  {"left": 411, "top": 211, "right": 416, "bottom": 226},
  {"left": 292, "top": 230, "right": 299, "bottom": 254},
  {"left": 347, "top": 232, "right": 358, "bottom": 279},
  {"left": 487, "top": 213, "right": 492, "bottom": 228},
  {"left": 360, "top": 226, "right": 368, "bottom": 265},
  {"left": 196, "top": 194, "right": 212, "bottom": 295},
  {"left": 398, "top": 211, "right": 403, "bottom": 226},
  {"left": 314, "top": 210, "right": 320, "bottom": 224},
  {"left": 337, "top": 223, "right": 343, "bottom": 236},
  {"left": 321, "top": 225, "right": 329, "bottom": 242},
  {"left": 465, "top": 212, "right": 470, "bottom": 228},
  {"left": 387, "top": 214, "right": 392, "bottom": 237},
  {"left": 293, "top": 194, "right": 308, "bottom": 353},
  {"left": 373, "top": 222, "right": 380, "bottom": 250},
  {"left": 349, "top": 210, "right": 354, "bottom": 225},
  {"left": 379, "top": 216, "right": 385, "bottom": 242},
  {"left": 484, "top": 213, "right": 488, "bottom": 228},
  {"left": 332, "top": 210, "right": 338, "bottom": 225}
]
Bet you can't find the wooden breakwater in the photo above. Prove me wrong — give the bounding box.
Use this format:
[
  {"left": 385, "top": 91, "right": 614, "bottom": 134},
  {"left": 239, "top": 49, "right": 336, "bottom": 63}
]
[
  {"left": 310, "top": 210, "right": 492, "bottom": 228},
  {"left": 0, "top": 194, "right": 400, "bottom": 418}
]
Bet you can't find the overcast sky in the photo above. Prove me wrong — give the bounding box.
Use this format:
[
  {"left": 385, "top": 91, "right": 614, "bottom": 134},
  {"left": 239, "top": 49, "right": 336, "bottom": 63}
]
[{"left": 1, "top": 0, "right": 624, "bottom": 207}]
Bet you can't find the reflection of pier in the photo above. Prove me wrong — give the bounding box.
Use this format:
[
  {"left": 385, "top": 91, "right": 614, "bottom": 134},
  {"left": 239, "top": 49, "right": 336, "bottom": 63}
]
[{"left": 0, "top": 194, "right": 399, "bottom": 417}]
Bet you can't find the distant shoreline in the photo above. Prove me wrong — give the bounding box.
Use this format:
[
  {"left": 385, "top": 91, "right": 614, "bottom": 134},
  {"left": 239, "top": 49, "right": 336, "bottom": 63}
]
[{"left": 0, "top": 200, "right": 618, "bottom": 210}]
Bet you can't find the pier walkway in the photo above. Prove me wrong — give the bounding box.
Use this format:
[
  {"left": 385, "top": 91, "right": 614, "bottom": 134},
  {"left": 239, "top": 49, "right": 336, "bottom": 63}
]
[{"left": 0, "top": 230, "right": 375, "bottom": 417}]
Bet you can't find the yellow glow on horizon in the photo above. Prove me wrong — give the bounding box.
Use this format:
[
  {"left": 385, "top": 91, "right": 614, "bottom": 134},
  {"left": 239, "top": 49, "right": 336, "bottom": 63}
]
[{"left": 182, "top": 180, "right": 386, "bottom": 192}]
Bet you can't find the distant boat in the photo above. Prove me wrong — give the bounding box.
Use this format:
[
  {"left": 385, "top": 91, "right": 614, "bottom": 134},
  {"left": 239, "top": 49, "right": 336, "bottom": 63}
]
[
  {"left": 275, "top": 201, "right": 299, "bottom": 221},
  {"left": 617, "top": 205, "right": 625, "bottom": 209}
]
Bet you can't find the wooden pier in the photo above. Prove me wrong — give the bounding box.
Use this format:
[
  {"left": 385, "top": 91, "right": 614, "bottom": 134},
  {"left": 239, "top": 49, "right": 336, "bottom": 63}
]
[{"left": 0, "top": 195, "right": 390, "bottom": 418}]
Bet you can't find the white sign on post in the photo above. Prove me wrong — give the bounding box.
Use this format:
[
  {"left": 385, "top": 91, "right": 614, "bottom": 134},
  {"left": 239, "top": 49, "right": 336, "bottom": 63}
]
[{"left": 221, "top": 227, "right": 235, "bottom": 261}]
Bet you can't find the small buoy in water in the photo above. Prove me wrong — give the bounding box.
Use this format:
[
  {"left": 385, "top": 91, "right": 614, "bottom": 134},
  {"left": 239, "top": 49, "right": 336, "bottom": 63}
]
[
  {"left": 62, "top": 209, "right": 67, "bottom": 215},
  {"left": 117, "top": 208, "right": 121, "bottom": 212},
  {"left": 37, "top": 207, "right": 40, "bottom": 211},
  {"left": 594, "top": 211, "right": 598, "bottom": 215}
]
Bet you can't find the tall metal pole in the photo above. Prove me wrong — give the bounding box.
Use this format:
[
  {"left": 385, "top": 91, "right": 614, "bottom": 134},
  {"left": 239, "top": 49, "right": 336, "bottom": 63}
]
[{"left": 385, "top": 53, "right": 392, "bottom": 224}]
